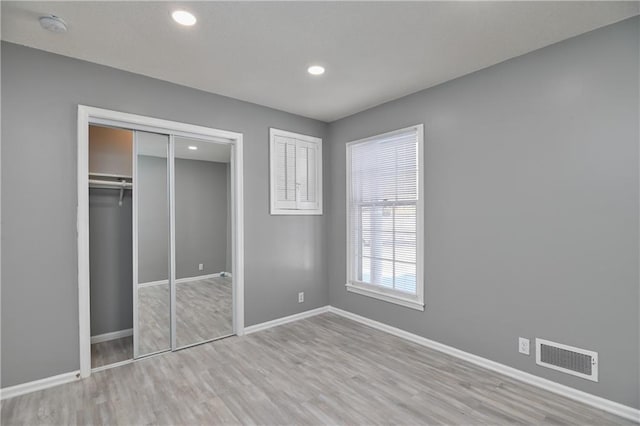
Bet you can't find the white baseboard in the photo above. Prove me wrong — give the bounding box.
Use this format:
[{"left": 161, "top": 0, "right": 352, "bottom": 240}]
[
  {"left": 0, "top": 371, "right": 80, "bottom": 401},
  {"left": 327, "top": 306, "right": 640, "bottom": 423},
  {"left": 138, "top": 273, "right": 226, "bottom": 288},
  {"left": 91, "top": 328, "right": 133, "bottom": 344},
  {"left": 177, "top": 273, "right": 222, "bottom": 284},
  {"left": 91, "top": 358, "right": 135, "bottom": 373},
  {"left": 137, "top": 279, "right": 168, "bottom": 288},
  {"left": 244, "top": 306, "right": 330, "bottom": 334}
]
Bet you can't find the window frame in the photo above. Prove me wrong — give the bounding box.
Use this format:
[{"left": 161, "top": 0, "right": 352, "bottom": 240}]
[
  {"left": 269, "top": 128, "right": 323, "bottom": 215},
  {"left": 345, "top": 124, "right": 425, "bottom": 311}
]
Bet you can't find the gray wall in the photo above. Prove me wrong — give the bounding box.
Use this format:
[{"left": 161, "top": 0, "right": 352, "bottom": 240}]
[
  {"left": 327, "top": 17, "right": 639, "bottom": 408},
  {"left": 89, "top": 190, "right": 133, "bottom": 336},
  {"left": 1, "top": 42, "right": 329, "bottom": 387}
]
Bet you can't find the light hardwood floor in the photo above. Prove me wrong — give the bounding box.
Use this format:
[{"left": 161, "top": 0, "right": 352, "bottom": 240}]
[
  {"left": 3, "top": 313, "right": 636, "bottom": 425},
  {"left": 91, "top": 337, "right": 133, "bottom": 368}
]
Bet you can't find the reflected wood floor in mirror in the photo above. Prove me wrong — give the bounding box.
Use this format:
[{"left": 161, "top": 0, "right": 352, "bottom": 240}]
[
  {"left": 91, "top": 337, "right": 133, "bottom": 368},
  {"left": 138, "top": 277, "right": 233, "bottom": 355},
  {"left": 2, "top": 314, "right": 635, "bottom": 426},
  {"left": 176, "top": 276, "right": 233, "bottom": 347},
  {"left": 138, "top": 284, "right": 171, "bottom": 355}
]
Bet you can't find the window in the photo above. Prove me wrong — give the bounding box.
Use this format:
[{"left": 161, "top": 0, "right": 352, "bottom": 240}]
[
  {"left": 269, "top": 128, "right": 322, "bottom": 215},
  {"left": 346, "top": 125, "right": 424, "bottom": 310}
]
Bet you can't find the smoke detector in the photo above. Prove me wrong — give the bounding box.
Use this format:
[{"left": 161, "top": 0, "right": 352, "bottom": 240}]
[{"left": 39, "top": 15, "right": 68, "bottom": 33}]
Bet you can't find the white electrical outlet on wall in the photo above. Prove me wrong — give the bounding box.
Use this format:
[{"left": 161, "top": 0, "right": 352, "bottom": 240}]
[
  {"left": 198, "top": 263, "right": 204, "bottom": 271},
  {"left": 298, "top": 292, "right": 304, "bottom": 303},
  {"left": 519, "top": 337, "right": 530, "bottom": 355}
]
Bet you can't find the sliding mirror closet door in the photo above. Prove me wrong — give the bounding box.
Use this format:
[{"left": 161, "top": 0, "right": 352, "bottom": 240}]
[
  {"left": 174, "top": 137, "right": 233, "bottom": 348},
  {"left": 134, "top": 131, "right": 171, "bottom": 357}
]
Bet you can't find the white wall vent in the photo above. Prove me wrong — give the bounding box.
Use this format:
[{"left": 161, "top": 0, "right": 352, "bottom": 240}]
[{"left": 535, "top": 338, "right": 598, "bottom": 382}]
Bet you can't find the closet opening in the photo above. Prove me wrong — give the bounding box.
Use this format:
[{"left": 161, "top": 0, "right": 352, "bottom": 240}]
[
  {"left": 89, "top": 125, "right": 134, "bottom": 370},
  {"left": 78, "top": 106, "right": 245, "bottom": 378}
]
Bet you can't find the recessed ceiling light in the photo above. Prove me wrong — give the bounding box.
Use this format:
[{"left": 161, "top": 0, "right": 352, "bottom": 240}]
[
  {"left": 39, "top": 15, "right": 67, "bottom": 33},
  {"left": 172, "top": 10, "right": 197, "bottom": 26},
  {"left": 307, "top": 65, "right": 325, "bottom": 76},
  {"left": 188, "top": 146, "right": 198, "bottom": 150}
]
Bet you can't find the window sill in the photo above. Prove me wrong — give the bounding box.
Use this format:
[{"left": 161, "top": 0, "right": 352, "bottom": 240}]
[
  {"left": 345, "top": 282, "right": 424, "bottom": 311},
  {"left": 270, "top": 208, "right": 323, "bottom": 215}
]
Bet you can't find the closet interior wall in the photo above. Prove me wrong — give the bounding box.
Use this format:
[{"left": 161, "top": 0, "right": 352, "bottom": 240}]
[{"left": 88, "top": 125, "right": 134, "bottom": 368}]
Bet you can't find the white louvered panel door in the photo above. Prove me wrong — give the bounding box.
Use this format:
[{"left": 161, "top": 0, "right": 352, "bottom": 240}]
[
  {"left": 270, "top": 128, "right": 323, "bottom": 215},
  {"left": 295, "top": 140, "right": 318, "bottom": 210},
  {"left": 274, "top": 135, "right": 297, "bottom": 210}
]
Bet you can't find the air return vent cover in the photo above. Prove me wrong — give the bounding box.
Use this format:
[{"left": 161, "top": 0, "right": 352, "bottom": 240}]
[{"left": 536, "top": 338, "right": 598, "bottom": 382}]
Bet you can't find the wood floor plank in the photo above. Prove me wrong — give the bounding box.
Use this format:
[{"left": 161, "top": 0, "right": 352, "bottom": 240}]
[
  {"left": 91, "top": 337, "right": 133, "bottom": 368},
  {"left": 2, "top": 313, "right": 636, "bottom": 425}
]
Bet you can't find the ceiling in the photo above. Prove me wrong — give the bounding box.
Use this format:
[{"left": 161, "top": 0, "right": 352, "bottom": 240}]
[{"left": 2, "top": 2, "right": 638, "bottom": 122}]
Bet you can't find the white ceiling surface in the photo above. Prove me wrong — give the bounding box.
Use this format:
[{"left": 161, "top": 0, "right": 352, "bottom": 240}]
[{"left": 2, "top": 2, "right": 638, "bottom": 122}]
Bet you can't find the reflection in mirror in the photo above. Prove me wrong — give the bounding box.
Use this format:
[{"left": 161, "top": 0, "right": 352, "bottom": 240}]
[
  {"left": 174, "top": 136, "right": 233, "bottom": 348},
  {"left": 135, "top": 131, "right": 171, "bottom": 357}
]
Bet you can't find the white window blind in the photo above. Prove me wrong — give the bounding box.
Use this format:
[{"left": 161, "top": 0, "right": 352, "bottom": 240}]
[
  {"left": 347, "top": 125, "right": 424, "bottom": 310},
  {"left": 270, "top": 129, "right": 322, "bottom": 215}
]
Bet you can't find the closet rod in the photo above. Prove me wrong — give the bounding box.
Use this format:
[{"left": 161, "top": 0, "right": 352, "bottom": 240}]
[{"left": 88, "top": 179, "right": 132, "bottom": 189}]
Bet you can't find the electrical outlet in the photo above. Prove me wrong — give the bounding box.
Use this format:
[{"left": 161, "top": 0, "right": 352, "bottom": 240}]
[
  {"left": 198, "top": 263, "right": 204, "bottom": 271},
  {"left": 298, "top": 292, "right": 304, "bottom": 303},
  {"left": 519, "top": 337, "right": 530, "bottom": 355}
]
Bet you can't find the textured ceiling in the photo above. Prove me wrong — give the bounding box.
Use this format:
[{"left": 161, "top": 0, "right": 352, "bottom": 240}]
[{"left": 2, "top": 1, "right": 638, "bottom": 122}]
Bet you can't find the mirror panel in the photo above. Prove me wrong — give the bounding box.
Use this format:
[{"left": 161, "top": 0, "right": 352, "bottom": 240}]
[
  {"left": 135, "top": 131, "right": 171, "bottom": 357},
  {"left": 174, "top": 136, "right": 233, "bottom": 348}
]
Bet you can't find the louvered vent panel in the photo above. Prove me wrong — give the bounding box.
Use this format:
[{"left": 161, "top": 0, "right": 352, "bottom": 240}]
[
  {"left": 536, "top": 339, "right": 598, "bottom": 382},
  {"left": 540, "top": 344, "right": 592, "bottom": 375}
]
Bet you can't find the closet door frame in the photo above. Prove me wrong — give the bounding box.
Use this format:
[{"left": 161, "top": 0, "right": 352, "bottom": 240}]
[
  {"left": 77, "top": 105, "right": 245, "bottom": 379},
  {"left": 168, "top": 135, "right": 177, "bottom": 351}
]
